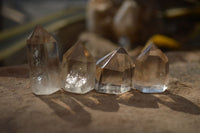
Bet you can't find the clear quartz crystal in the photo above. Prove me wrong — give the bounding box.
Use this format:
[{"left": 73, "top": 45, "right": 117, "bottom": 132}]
[
  {"left": 27, "top": 25, "right": 60, "bottom": 95},
  {"left": 61, "top": 41, "right": 96, "bottom": 94},
  {"left": 95, "top": 47, "right": 134, "bottom": 94},
  {"left": 133, "top": 43, "right": 169, "bottom": 93}
]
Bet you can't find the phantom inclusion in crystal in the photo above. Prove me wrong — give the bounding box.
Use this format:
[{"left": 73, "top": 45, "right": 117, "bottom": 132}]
[
  {"left": 61, "top": 41, "right": 96, "bottom": 94},
  {"left": 95, "top": 47, "right": 134, "bottom": 94},
  {"left": 27, "top": 25, "right": 60, "bottom": 95},
  {"left": 133, "top": 44, "right": 169, "bottom": 93}
]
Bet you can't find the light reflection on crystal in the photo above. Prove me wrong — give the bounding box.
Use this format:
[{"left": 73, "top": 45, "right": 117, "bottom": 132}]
[
  {"left": 66, "top": 72, "right": 78, "bottom": 84},
  {"left": 37, "top": 76, "right": 42, "bottom": 82},
  {"left": 65, "top": 71, "right": 87, "bottom": 89},
  {"left": 61, "top": 41, "right": 96, "bottom": 94}
]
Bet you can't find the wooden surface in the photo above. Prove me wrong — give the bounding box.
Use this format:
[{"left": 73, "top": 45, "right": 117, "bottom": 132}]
[{"left": 0, "top": 48, "right": 200, "bottom": 133}]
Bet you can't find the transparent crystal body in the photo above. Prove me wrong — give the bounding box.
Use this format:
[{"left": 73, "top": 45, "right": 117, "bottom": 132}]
[
  {"left": 95, "top": 47, "right": 134, "bottom": 94},
  {"left": 61, "top": 41, "right": 96, "bottom": 94},
  {"left": 27, "top": 25, "right": 60, "bottom": 95},
  {"left": 133, "top": 44, "right": 169, "bottom": 93}
]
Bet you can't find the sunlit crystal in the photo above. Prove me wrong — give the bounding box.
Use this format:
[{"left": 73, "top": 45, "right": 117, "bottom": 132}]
[
  {"left": 27, "top": 25, "right": 60, "bottom": 95},
  {"left": 133, "top": 43, "right": 169, "bottom": 93},
  {"left": 95, "top": 47, "right": 134, "bottom": 94},
  {"left": 61, "top": 41, "right": 96, "bottom": 94}
]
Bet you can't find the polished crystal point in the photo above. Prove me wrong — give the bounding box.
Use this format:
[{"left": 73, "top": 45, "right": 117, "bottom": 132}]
[
  {"left": 27, "top": 25, "right": 60, "bottom": 95},
  {"left": 61, "top": 41, "right": 96, "bottom": 94},
  {"left": 133, "top": 43, "right": 169, "bottom": 93},
  {"left": 95, "top": 47, "right": 134, "bottom": 94}
]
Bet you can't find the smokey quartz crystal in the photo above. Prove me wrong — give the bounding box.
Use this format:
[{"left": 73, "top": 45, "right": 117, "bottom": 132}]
[
  {"left": 133, "top": 43, "right": 169, "bottom": 93},
  {"left": 95, "top": 47, "right": 134, "bottom": 94},
  {"left": 27, "top": 25, "right": 60, "bottom": 95},
  {"left": 61, "top": 41, "right": 96, "bottom": 94}
]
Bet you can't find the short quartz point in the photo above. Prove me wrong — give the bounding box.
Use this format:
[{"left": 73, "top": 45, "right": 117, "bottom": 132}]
[
  {"left": 133, "top": 43, "right": 169, "bottom": 93},
  {"left": 61, "top": 41, "right": 96, "bottom": 94},
  {"left": 95, "top": 47, "right": 134, "bottom": 94},
  {"left": 27, "top": 25, "right": 60, "bottom": 95}
]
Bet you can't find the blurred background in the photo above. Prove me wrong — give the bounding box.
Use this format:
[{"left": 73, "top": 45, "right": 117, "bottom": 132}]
[
  {"left": 0, "top": 0, "right": 87, "bottom": 30},
  {"left": 0, "top": 0, "right": 199, "bottom": 66},
  {"left": 0, "top": 0, "right": 87, "bottom": 66}
]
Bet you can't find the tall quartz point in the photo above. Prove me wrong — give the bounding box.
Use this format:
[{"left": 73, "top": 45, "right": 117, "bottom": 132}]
[
  {"left": 61, "top": 41, "right": 96, "bottom": 94},
  {"left": 133, "top": 43, "right": 169, "bottom": 93},
  {"left": 95, "top": 47, "right": 134, "bottom": 94},
  {"left": 27, "top": 25, "right": 60, "bottom": 95}
]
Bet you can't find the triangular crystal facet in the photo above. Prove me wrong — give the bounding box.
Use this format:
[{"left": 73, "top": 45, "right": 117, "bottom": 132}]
[
  {"left": 27, "top": 25, "right": 56, "bottom": 44},
  {"left": 62, "top": 41, "right": 95, "bottom": 63},
  {"left": 95, "top": 47, "right": 134, "bottom": 94},
  {"left": 134, "top": 43, "right": 169, "bottom": 93},
  {"left": 61, "top": 41, "right": 96, "bottom": 94}
]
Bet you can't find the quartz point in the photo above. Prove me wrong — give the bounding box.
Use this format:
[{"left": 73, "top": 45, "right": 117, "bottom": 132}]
[
  {"left": 61, "top": 41, "right": 96, "bottom": 94},
  {"left": 133, "top": 43, "right": 169, "bottom": 93},
  {"left": 95, "top": 47, "right": 134, "bottom": 94},
  {"left": 27, "top": 25, "right": 60, "bottom": 95}
]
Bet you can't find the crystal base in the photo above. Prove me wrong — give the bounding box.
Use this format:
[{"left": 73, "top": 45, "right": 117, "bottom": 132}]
[
  {"left": 32, "top": 87, "right": 60, "bottom": 95},
  {"left": 134, "top": 83, "right": 167, "bottom": 93},
  {"left": 95, "top": 81, "right": 131, "bottom": 94},
  {"left": 64, "top": 87, "right": 93, "bottom": 94}
]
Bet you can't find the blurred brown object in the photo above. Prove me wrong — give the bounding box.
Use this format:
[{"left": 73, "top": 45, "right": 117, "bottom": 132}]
[
  {"left": 79, "top": 32, "right": 117, "bottom": 59},
  {"left": 87, "top": 0, "right": 122, "bottom": 41},
  {"left": 113, "top": 0, "right": 142, "bottom": 49},
  {"left": 87, "top": 0, "right": 200, "bottom": 49}
]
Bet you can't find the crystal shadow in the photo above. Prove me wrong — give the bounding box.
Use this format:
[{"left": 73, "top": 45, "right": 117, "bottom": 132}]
[
  {"left": 70, "top": 90, "right": 119, "bottom": 112},
  {"left": 38, "top": 91, "right": 91, "bottom": 127},
  {"left": 117, "top": 90, "right": 200, "bottom": 115},
  {"left": 117, "top": 90, "right": 159, "bottom": 108},
  {"left": 157, "top": 91, "right": 200, "bottom": 115}
]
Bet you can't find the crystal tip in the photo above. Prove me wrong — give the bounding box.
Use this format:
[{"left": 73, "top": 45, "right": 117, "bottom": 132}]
[
  {"left": 116, "top": 47, "right": 128, "bottom": 54},
  {"left": 27, "top": 24, "right": 56, "bottom": 44}
]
